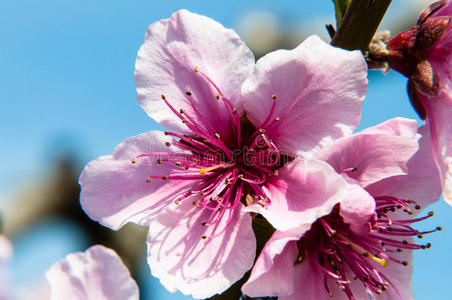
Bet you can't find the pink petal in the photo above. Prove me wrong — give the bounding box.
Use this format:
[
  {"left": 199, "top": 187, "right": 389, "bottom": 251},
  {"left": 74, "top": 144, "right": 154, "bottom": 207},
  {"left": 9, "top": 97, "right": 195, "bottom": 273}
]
[
  {"left": 246, "top": 159, "right": 364, "bottom": 231},
  {"left": 146, "top": 198, "right": 255, "bottom": 299},
  {"left": 423, "top": 90, "right": 452, "bottom": 205},
  {"left": 242, "top": 35, "right": 367, "bottom": 155},
  {"left": 46, "top": 245, "right": 139, "bottom": 300},
  {"left": 280, "top": 250, "right": 413, "bottom": 300},
  {"left": 315, "top": 117, "right": 419, "bottom": 187},
  {"left": 242, "top": 230, "right": 302, "bottom": 297},
  {"left": 366, "top": 125, "right": 442, "bottom": 209},
  {"left": 79, "top": 131, "right": 197, "bottom": 230},
  {"left": 338, "top": 178, "right": 376, "bottom": 233},
  {"left": 135, "top": 9, "right": 254, "bottom": 138}
]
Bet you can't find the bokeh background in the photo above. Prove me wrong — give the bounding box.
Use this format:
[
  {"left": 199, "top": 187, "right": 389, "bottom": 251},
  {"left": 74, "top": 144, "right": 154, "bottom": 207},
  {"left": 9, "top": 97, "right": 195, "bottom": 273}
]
[{"left": 1, "top": 0, "right": 450, "bottom": 299}]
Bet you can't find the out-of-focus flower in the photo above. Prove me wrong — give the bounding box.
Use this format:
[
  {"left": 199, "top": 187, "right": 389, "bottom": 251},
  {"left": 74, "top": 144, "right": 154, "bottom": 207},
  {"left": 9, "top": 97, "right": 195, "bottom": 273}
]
[
  {"left": 79, "top": 9, "right": 367, "bottom": 298},
  {"left": 242, "top": 118, "right": 442, "bottom": 300},
  {"left": 0, "top": 235, "right": 13, "bottom": 300},
  {"left": 46, "top": 245, "right": 139, "bottom": 300},
  {"left": 386, "top": 0, "right": 452, "bottom": 204}
]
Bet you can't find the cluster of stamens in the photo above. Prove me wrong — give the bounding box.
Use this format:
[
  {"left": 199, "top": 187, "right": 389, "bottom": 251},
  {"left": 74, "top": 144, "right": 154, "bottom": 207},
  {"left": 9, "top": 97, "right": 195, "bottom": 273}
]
[
  {"left": 295, "top": 197, "right": 441, "bottom": 300},
  {"left": 131, "top": 67, "right": 289, "bottom": 239}
]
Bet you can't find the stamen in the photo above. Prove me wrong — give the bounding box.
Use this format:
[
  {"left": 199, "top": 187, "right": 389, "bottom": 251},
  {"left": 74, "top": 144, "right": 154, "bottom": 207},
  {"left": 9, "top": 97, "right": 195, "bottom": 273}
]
[{"left": 198, "top": 163, "right": 233, "bottom": 174}]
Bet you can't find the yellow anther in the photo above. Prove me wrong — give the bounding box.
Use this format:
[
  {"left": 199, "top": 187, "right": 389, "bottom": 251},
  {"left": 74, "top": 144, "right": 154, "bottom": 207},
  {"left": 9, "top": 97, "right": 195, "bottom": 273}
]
[
  {"left": 146, "top": 178, "right": 151, "bottom": 183},
  {"left": 165, "top": 142, "right": 171, "bottom": 147},
  {"left": 199, "top": 164, "right": 228, "bottom": 174},
  {"left": 131, "top": 158, "right": 137, "bottom": 164},
  {"left": 274, "top": 117, "right": 280, "bottom": 121},
  {"left": 194, "top": 67, "right": 199, "bottom": 72},
  {"left": 338, "top": 233, "right": 388, "bottom": 267},
  {"left": 216, "top": 93, "right": 220, "bottom": 100},
  {"left": 272, "top": 94, "right": 277, "bottom": 100},
  {"left": 161, "top": 94, "right": 166, "bottom": 100},
  {"left": 232, "top": 108, "right": 237, "bottom": 113},
  {"left": 214, "top": 133, "right": 221, "bottom": 139}
]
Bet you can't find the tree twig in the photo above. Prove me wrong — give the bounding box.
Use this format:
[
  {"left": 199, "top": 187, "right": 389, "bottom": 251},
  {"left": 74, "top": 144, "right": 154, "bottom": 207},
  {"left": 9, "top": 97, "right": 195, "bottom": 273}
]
[{"left": 331, "top": 0, "right": 392, "bottom": 51}]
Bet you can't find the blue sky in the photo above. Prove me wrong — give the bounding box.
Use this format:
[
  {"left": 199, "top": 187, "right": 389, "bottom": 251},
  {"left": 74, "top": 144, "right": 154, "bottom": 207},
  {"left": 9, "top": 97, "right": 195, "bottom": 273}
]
[{"left": 1, "top": 0, "right": 450, "bottom": 299}]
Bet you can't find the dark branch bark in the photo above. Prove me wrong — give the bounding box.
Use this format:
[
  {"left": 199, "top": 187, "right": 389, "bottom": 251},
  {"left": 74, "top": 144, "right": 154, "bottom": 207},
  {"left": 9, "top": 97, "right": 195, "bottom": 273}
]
[{"left": 331, "top": 0, "right": 392, "bottom": 51}]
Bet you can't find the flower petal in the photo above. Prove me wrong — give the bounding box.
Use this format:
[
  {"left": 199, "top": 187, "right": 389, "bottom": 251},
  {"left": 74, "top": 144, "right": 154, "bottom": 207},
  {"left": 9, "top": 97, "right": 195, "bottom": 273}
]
[
  {"left": 46, "top": 245, "right": 139, "bottom": 300},
  {"left": 242, "top": 230, "right": 302, "bottom": 297},
  {"left": 242, "top": 35, "right": 367, "bottom": 155},
  {"left": 366, "top": 125, "right": 442, "bottom": 209},
  {"left": 146, "top": 198, "right": 255, "bottom": 299},
  {"left": 338, "top": 178, "right": 376, "bottom": 233},
  {"left": 315, "top": 117, "right": 419, "bottom": 187},
  {"left": 423, "top": 90, "right": 452, "bottom": 205},
  {"left": 279, "top": 250, "right": 413, "bottom": 300},
  {"left": 135, "top": 9, "right": 254, "bottom": 138},
  {"left": 245, "top": 159, "right": 357, "bottom": 231},
  {"left": 79, "top": 131, "right": 197, "bottom": 230}
]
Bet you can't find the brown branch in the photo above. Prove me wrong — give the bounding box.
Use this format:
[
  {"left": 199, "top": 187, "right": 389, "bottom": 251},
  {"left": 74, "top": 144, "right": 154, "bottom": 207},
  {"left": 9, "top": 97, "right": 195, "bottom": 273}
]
[{"left": 331, "top": 0, "right": 392, "bottom": 51}]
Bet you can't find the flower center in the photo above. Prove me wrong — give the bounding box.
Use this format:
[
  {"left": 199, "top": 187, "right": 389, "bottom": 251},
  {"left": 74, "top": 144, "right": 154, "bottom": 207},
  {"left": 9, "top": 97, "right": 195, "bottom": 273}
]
[
  {"left": 295, "top": 198, "right": 441, "bottom": 300},
  {"left": 131, "top": 66, "right": 291, "bottom": 239}
]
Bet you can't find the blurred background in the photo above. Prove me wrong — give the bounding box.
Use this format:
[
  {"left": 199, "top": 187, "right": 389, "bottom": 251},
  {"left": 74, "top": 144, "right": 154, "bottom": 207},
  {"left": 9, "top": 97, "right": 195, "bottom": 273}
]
[{"left": 0, "top": 0, "right": 449, "bottom": 299}]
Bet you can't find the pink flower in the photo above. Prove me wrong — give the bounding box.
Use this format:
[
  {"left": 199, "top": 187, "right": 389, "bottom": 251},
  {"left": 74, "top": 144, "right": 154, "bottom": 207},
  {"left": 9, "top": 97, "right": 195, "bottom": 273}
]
[
  {"left": 0, "top": 235, "right": 13, "bottom": 300},
  {"left": 79, "top": 10, "right": 367, "bottom": 297},
  {"left": 243, "top": 118, "right": 442, "bottom": 300},
  {"left": 46, "top": 245, "right": 139, "bottom": 300},
  {"left": 387, "top": 0, "right": 452, "bottom": 204}
]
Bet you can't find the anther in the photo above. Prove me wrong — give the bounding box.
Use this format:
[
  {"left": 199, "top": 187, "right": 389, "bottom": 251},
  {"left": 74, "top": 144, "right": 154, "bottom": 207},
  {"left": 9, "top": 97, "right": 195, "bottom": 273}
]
[
  {"left": 272, "top": 94, "right": 277, "bottom": 100},
  {"left": 201, "top": 221, "right": 207, "bottom": 226},
  {"left": 179, "top": 109, "right": 185, "bottom": 114},
  {"left": 429, "top": 211, "right": 434, "bottom": 216},
  {"left": 238, "top": 174, "right": 244, "bottom": 179},
  {"left": 175, "top": 162, "right": 181, "bottom": 166},
  {"left": 165, "top": 142, "right": 171, "bottom": 147},
  {"left": 157, "top": 159, "right": 162, "bottom": 164},
  {"left": 415, "top": 205, "right": 421, "bottom": 210},
  {"left": 214, "top": 133, "right": 220, "bottom": 139},
  {"left": 216, "top": 93, "right": 220, "bottom": 100},
  {"left": 194, "top": 67, "right": 199, "bottom": 72},
  {"left": 232, "top": 108, "right": 237, "bottom": 113},
  {"left": 402, "top": 261, "right": 409, "bottom": 266},
  {"left": 363, "top": 252, "right": 369, "bottom": 257},
  {"left": 161, "top": 176, "right": 167, "bottom": 180},
  {"left": 186, "top": 91, "right": 192, "bottom": 96},
  {"left": 182, "top": 120, "right": 188, "bottom": 123},
  {"left": 146, "top": 178, "right": 151, "bottom": 183},
  {"left": 396, "top": 248, "right": 402, "bottom": 252},
  {"left": 402, "top": 240, "right": 408, "bottom": 245},
  {"left": 437, "top": 226, "right": 443, "bottom": 231},
  {"left": 163, "top": 131, "right": 168, "bottom": 135},
  {"left": 259, "top": 129, "right": 265, "bottom": 134},
  {"left": 201, "top": 235, "right": 207, "bottom": 239},
  {"left": 161, "top": 94, "right": 166, "bottom": 100},
  {"left": 131, "top": 158, "right": 137, "bottom": 164},
  {"left": 274, "top": 117, "right": 280, "bottom": 122},
  {"left": 418, "top": 234, "right": 423, "bottom": 239}
]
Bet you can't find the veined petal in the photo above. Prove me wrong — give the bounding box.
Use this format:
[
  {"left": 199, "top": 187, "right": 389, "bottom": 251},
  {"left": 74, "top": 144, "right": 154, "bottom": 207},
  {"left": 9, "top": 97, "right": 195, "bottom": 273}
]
[
  {"left": 242, "top": 230, "right": 302, "bottom": 297},
  {"left": 79, "top": 131, "right": 197, "bottom": 230},
  {"left": 420, "top": 88, "right": 452, "bottom": 204},
  {"left": 366, "top": 126, "right": 442, "bottom": 209},
  {"left": 242, "top": 35, "right": 367, "bottom": 155},
  {"left": 46, "top": 245, "right": 139, "bottom": 300},
  {"left": 135, "top": 9, "right": 254, "bottom": 137},
  {"left": 146, "top": 198, "right": 255, "bottom": 299},
  {"left": 245, "top": 159, "right": 356, "bottom": 231},
  {"left": 315, "top": 118, "right": 420, "bottom": 187}
]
